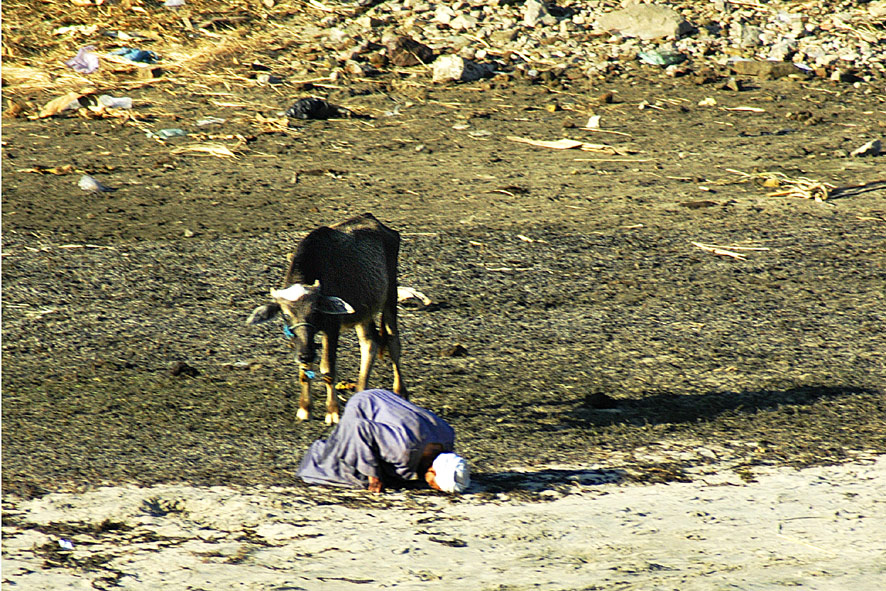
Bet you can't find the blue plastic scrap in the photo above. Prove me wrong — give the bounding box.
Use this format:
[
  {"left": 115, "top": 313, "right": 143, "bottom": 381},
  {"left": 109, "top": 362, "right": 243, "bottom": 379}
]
[{"left": 112, "top": 47, "right": 160, "bottom": 64}]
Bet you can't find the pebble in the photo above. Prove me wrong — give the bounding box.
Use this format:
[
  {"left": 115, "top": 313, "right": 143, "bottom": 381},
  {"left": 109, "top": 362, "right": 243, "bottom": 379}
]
[
  {"left": 730, "top": 60, "right": 801, "bottom": 79},
  {"left": 595, "top": 4, "right": 693, "bottom": 40},
  {"left": 432, "top": 55, "right": 494, "bottom": 83},
  {"left": 78, "top": 175, "right": 115, "bottom": 193},
  {"left": 850, "top": 139, "right": 882, "bottom": 157}
]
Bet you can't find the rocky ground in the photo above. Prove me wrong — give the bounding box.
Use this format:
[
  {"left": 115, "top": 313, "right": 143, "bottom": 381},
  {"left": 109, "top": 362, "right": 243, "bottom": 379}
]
[{"left": 2, "top": 0, "right": 886, "bottom": 586}]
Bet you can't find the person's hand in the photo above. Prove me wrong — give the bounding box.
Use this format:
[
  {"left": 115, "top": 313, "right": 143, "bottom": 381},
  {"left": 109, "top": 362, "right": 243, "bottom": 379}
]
[{"left": 368, "top": 476, "right": 384, "bottom": 493}]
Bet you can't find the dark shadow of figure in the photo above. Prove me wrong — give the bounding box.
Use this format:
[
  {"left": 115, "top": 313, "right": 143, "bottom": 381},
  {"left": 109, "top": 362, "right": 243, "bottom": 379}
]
[
  {"left": 470, "top": 467, "right": 627, "bottom": 497},
  {"left": 522, "top": 385, "right": 881, "bottom": 430}
]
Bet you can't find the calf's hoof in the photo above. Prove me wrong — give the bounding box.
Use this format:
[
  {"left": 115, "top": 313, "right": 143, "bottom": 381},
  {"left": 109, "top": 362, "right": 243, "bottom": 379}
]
[
  {"left": 325, "top": 411, "right": 340, "bottom": 425},
  {"left": 296, "top": 407, "right": 311, "bottom": 421}
]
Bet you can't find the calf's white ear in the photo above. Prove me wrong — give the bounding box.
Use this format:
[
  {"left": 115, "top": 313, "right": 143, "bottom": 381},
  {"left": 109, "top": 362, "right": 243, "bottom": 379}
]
[{"left": 320, "top": 296, "right": 355, "bottom": 315}]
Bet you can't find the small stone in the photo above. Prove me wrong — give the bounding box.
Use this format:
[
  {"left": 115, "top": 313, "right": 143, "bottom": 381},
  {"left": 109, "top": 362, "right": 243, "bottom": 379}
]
[
  {"left": 355, "top": 15, "right": 385, "bottom": 29},
  {"left": 256, "top": 73, "right": 283, "bottom": 84},
  {"left": 450, "top": 14, "right": 478, "bottom": 31},
  {"left": 596, "top": 4, "right": 693, "bottom": 40},
  {"left": 723, "top": 76, "right": 743, "bottom": 91},
  {"left": 523, "top": 0, "right": 549, "bottom": 27},
  {"left": 489, "top": 29, "right": 517, "bottom": 44},
  {"left": 387, "top": 36, "right": 434, "bottom": 67},
  {"left": 432, "top": 55, "right": 494, "bottom": 83},
  {"left": 693, "top": 67, "right": 720, "bottom": 85},
  {"left": 737, "top": 24, "right": 762, "bottom": 47},
  {"left": 136, "top": 66, "right": 164, "bottom": 80},
  {"left": 850, "top": 139, "right": 881, "bottom": 157},
  {"left": 434, "top": 5, "right": 454, "bottom": 24},
  {"left": 170, "top": 361, "right": 199, "bottom": 377},
  {"left": 440, "top": 344, "right": 468, "bottom": 357},
  {"left": 78, "top": 174, "right": 115, "bottom": 193},
  {"left": 731, "top": 60, "right": 801, "bottom": 79}
]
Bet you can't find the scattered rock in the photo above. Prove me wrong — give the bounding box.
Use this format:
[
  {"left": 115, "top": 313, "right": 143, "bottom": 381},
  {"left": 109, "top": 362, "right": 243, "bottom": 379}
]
[
  {"left": 78, "top": 175, "right": 115, "bottom": 193},
  {"left": 136, "top": 66, "right": 164, "bottom": 80},
  {"left": 169, "top": 361, "right": 199, "bottom": 377},
  {"left": 386, "top": 36, "right": 434, "bottom": 67},
  {"left": 256, "top": 73, "right": 283, "bottom": 84},
  {"left": 730, "top": 60, "right": 801, "bottom": 79},
  {"left": 723, "top": 76, "right": 744, "bottom": 91},
  {"left": 596, "top": 5, "right": 693, "bottom": 40},
  {"left": 440, "top": 344, "right": 469, "bottom": 358},
  {"left": 850, "top": 139, "right": 881, "bottom": 157},
  {"left": 523, "top": 0, "right": 552, "bottom": 27},
  {"left": 432, "top": 55, "right": 494, "bottom": 83},
  {"left": 450, "top": 14, "right": 479, "bottom": 31},
  {"left": 680, "top": 200, "right": 719, "bottom": 209}
]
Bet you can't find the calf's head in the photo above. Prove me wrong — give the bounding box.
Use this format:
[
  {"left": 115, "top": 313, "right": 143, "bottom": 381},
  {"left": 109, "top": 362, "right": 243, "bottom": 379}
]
[{"left": 258, "top": 282, "right": 355, "bottom": 365}]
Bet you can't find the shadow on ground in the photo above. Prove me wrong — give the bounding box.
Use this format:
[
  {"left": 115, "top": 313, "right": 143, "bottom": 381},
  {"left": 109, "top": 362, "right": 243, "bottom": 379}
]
[
  {"left": 561, "top": 385, "right": 878, "bottom": 428},
  {"left": 472, "top": 468, "right": 627, "bottom": 496}
]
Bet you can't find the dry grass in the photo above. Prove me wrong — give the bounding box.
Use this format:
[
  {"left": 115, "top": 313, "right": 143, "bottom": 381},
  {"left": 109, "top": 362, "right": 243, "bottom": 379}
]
[
  {"left": 1, "top": 0, "right": 338, "bottom": 111},
  {"left": 725, "top": 168, "right": 836, "bottom": 202}
]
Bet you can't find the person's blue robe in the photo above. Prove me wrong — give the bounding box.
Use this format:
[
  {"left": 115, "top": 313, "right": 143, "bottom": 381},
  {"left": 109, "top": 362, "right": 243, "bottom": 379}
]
[{"left": 297, "top": 389, "right": 456, "bottom": 488}]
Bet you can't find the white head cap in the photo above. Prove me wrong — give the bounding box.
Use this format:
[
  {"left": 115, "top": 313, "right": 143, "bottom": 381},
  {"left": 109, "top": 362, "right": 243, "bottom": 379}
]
[{"left": 432, "top": 453, "right": 470, "bottom": 493}]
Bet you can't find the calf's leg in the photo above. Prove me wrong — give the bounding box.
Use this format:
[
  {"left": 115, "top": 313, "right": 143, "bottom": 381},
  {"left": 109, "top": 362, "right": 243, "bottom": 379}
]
[
  {"left": 320, "top": 332, "right": 340, "bottom": 424},
  {"left": 354, "top": 321, "right": 380, "bottom": 392},
  {"left": 382, "top": 305, "right": 408, "bottom": 399},
  {"left": 297, "top": 365, "right": 313, "bottom": 421}
]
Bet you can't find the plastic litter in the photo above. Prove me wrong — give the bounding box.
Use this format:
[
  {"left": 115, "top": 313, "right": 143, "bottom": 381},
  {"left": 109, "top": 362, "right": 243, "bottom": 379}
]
[
  {"left": 196, "top": 117, "right": 226, "bottom": 126},
  {"left": 164, "top": 0, "right": 185, "bottom": 7},
  {"left": 112, "top": 47, "right": 160, "bottom": 64},
  {"left": 638, "top": 50, "right": 686, "bottom": 66},
  {"left": 64, "top": 45, "right": 99, "bottom": 74},
  {"left": 98, "top": 95, "right": 133, "bottom": 109},
  {"left": 147, "top": 128, "right": 187, "bottom": 139},
  {"left": 78, "top": 174, "right": 115, "bottom": 193},
  {"left": 285, "top": 97, "right": 340, "bottom": 120},
  {"left": 58, "top": 539, "right": 75, "bottom": 550}
]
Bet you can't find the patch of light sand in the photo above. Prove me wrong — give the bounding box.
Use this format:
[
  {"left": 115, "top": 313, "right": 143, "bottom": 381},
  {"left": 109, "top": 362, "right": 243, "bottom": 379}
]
[{"left": 3, "top": 457, "right": 885, "bottom": 590}]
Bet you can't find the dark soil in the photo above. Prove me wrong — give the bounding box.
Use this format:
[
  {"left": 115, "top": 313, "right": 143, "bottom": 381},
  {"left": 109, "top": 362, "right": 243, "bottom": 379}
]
[{"left": 3, "top": 69, "right": 886, "bottom": 499}]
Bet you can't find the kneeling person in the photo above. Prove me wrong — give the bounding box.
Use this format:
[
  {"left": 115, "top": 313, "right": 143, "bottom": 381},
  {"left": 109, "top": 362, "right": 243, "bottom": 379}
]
[{"left": 298, "top": 389, "right": 470, "bottom": 493}]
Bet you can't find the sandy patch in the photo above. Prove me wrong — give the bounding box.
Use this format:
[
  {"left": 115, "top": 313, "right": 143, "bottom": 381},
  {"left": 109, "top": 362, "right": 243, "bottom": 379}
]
[{"left": 4, "top": 457, "right": 885, "bottom": 590}]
